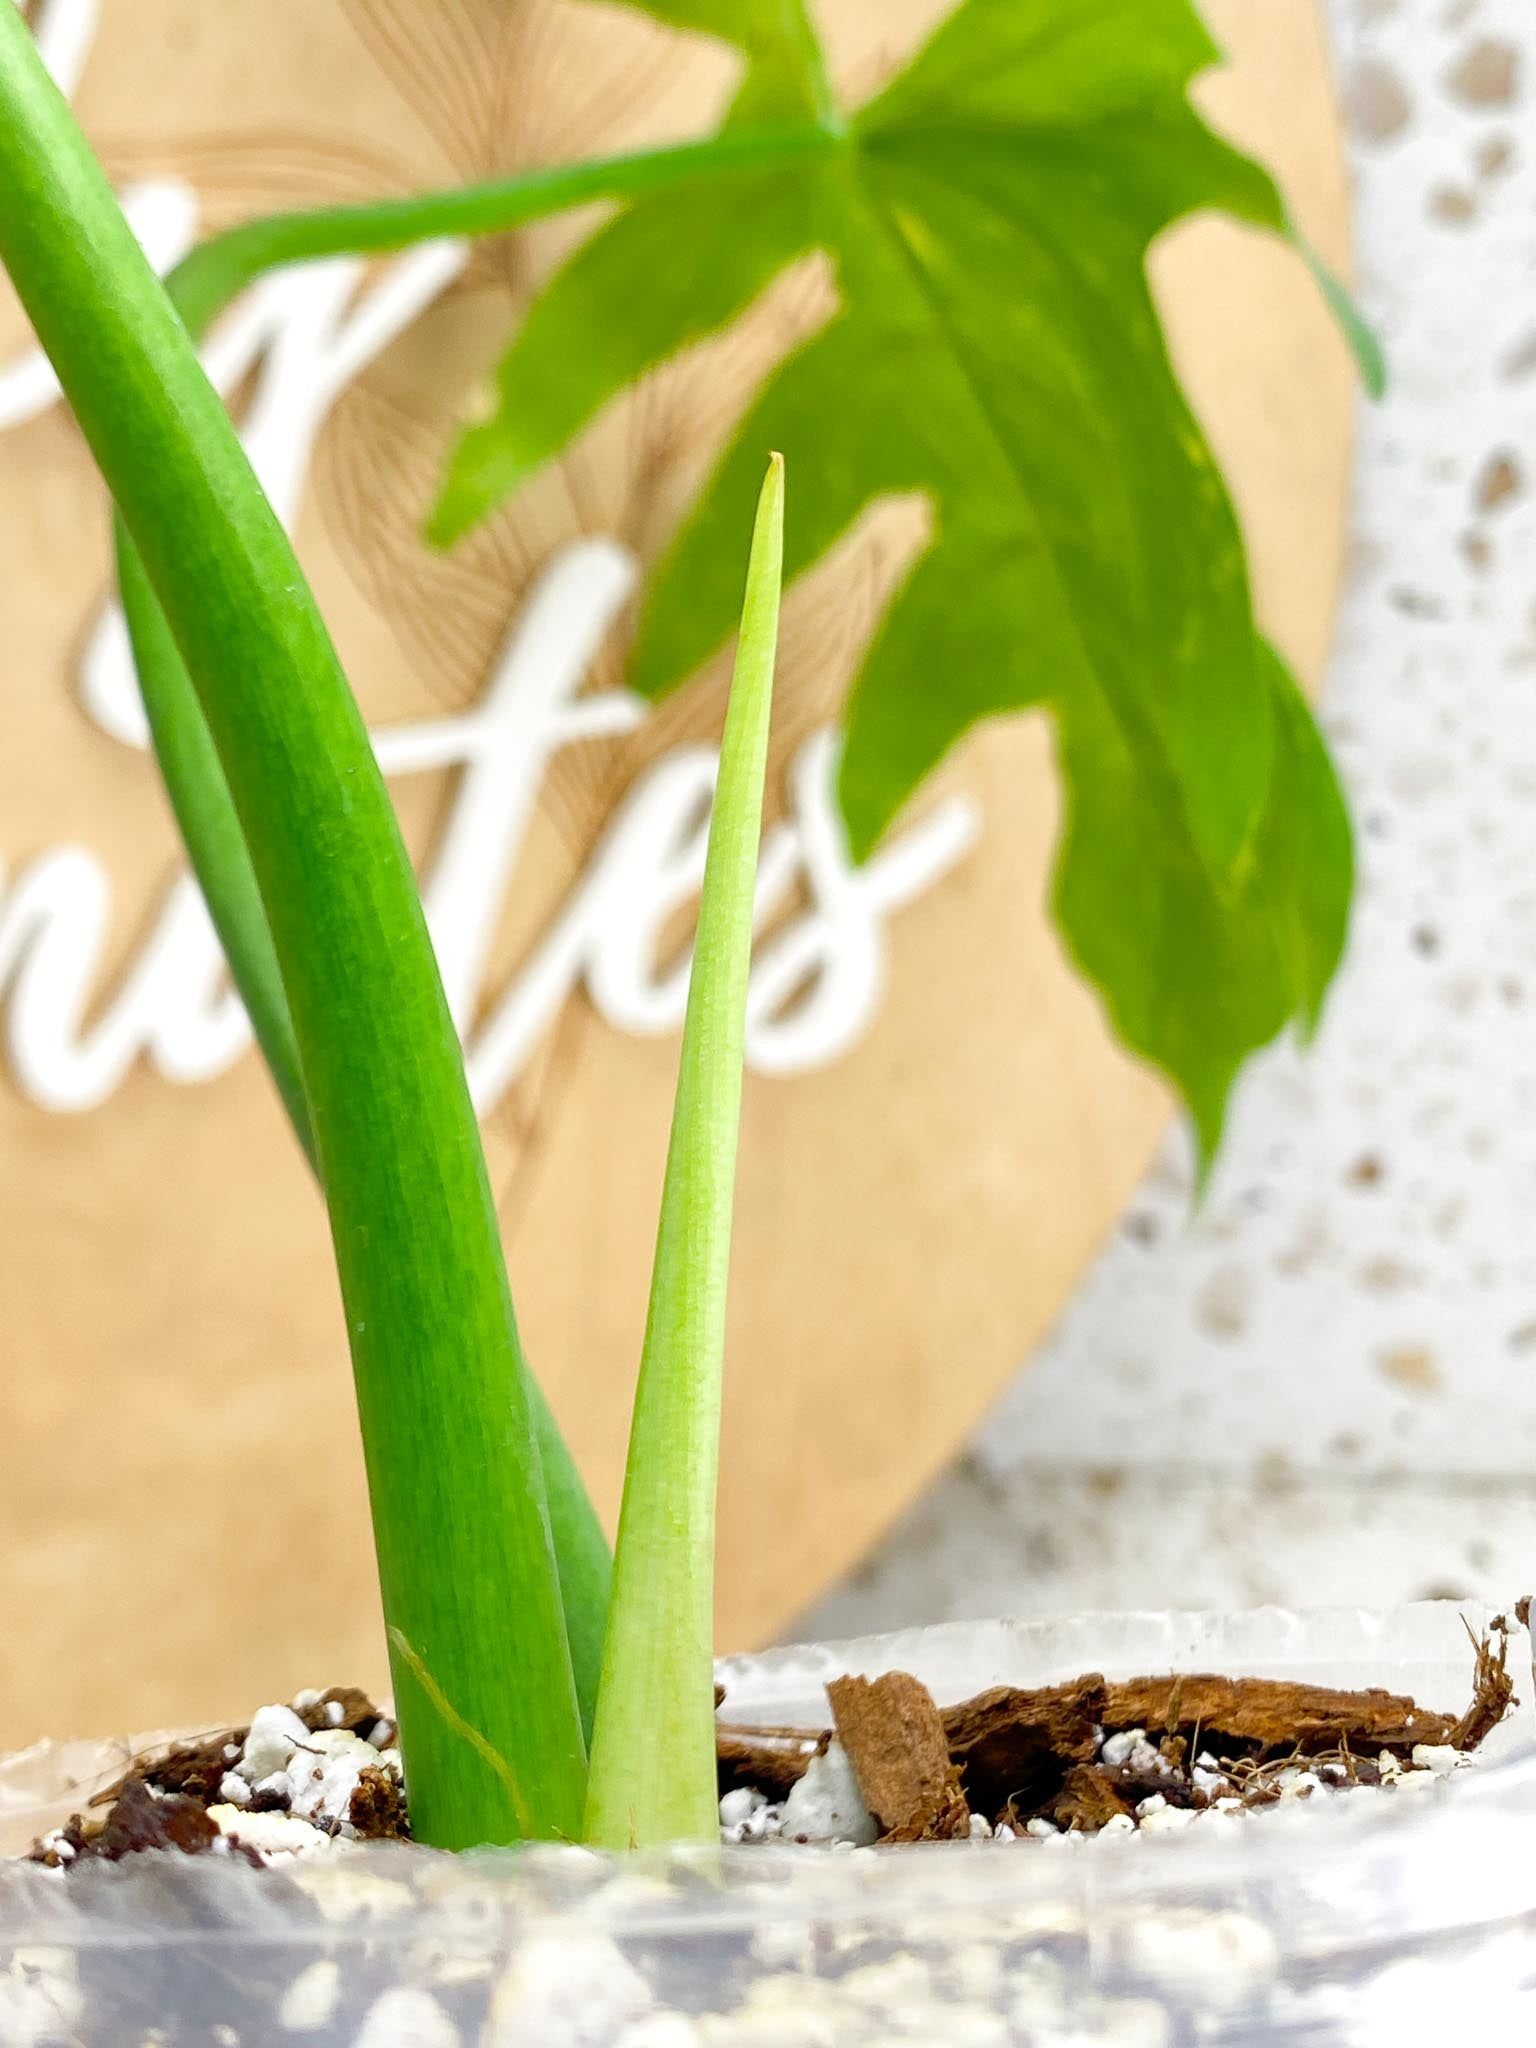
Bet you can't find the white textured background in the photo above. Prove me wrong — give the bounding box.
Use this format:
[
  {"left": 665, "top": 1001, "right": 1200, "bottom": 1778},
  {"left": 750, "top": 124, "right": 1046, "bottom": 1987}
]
[{"left": 800, "top": 0, "right": 1536, "bottom": 1639}]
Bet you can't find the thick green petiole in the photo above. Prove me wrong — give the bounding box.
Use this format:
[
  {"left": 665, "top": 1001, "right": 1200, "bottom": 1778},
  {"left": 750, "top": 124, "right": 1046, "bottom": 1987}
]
[
  {"left": 115, "top": 522, "right": 613, "bottom": 1743},
  {"left": 101, "top": 123, "right": 840, "bottom": 1731},
  {"left": 116, "top": 534, "right": 317, "bottom": 1171},
  {"left": 0, "top": 2, "right": 585, "bottom": 1848},
  {"left": 166, "top": 124, "right": 836, "bottom": 338},
  {"left": 584, "top": 455, "right": 785, "bottom": 1851}
]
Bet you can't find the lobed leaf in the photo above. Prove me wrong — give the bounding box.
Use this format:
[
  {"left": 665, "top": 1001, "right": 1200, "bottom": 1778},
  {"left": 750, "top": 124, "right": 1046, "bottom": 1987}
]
[
  {"left": 428, "top": 173, "right": 821, "bottom": 547},
  {"left": 432, "top": 0, "right": 1365, "bottom": 1144},
  {"left": 1053, "top": 645, "right": 1353, "bottom": 1164}
]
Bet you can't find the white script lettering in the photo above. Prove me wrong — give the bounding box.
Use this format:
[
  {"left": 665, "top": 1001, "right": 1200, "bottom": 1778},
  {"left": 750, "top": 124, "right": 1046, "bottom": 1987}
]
[{"left": 0, "top": 544, "right": 978, "bottom": 1113}]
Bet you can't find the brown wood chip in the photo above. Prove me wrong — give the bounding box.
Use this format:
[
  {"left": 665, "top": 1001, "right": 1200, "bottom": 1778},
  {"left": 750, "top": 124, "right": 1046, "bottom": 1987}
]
[
  {"left": 829, "top": 1671, "right": 971, "bottom": 1842},
  {"left": 716, "top": 1724, "right": 827, "bottom": 1800},
  {"left": 1046, "top": 1764, "right": 1134, "bottom": 1833},
  {"left": 942, "top": 1677, "right": 1105, "bottom": 1815},
  {"left": 1449, "top": 1624, "right": 1514, "bottom": 1751},
  {"left": 1101, "top": 1674, "right": 1457, "bottom": 1754}
]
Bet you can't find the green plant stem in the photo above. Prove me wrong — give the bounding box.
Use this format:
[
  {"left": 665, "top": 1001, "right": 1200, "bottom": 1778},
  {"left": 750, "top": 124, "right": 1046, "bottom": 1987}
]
[
  {"left": 105, "top": 124, "right": 838, "bottom": 1741},
  {"left": 117, "top": 535, "right": 316, "bottom": 1168},
  {"left": 115, "top": 523, "right": 612, "bottom": 1742},
  {"left": 584, "top": 455, "right": 784, "bottom": 1851},
  {"left": 0, "top": 2, "right": 585, "bottom": 1848},
  {"left": 167, "top": 125, "right": 837, "bottom": 338}
]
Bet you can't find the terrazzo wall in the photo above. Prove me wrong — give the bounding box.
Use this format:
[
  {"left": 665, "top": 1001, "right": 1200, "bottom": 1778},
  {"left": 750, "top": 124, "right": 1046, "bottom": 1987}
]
[{"left": 804, "top": 0, "right": 1536, "bottom": 1638}]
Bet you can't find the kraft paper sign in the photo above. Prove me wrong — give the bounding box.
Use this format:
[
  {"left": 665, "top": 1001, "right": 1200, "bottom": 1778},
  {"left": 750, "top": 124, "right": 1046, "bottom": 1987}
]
[{"left": 0, "top": 0, "right": 1355, "bottom": 1746}]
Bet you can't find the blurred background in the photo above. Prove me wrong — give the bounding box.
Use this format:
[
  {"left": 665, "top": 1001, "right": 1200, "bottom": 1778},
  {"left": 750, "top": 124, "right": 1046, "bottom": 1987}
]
[{"left": 806, "top": 0, "right": 1536, "bottom": 1640}]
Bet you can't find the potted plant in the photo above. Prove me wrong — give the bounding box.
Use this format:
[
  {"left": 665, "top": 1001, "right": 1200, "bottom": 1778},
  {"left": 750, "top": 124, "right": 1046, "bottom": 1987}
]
[{"left": 1, "top": 0, "right": 1528, "bottom": 2041}]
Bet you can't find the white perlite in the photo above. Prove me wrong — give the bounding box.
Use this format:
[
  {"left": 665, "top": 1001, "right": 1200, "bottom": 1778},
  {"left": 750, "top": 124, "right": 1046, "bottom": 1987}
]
[
  {"left": 718, "top": 1787, "right": 779, "bottom": 1845},
  {"left": 1120, "top": 1910, "right": 1280, "bottom": 2012},
  {"left": 352, "top": 1987, "right": 461, "bottom": 2048},
  {"left": 779, "top": 1742, "right": 878, "bottom": 1846},
  {"left": 487, "top": 1932, "right": 651, "bottom": 2047},
  {"left": 237, "top": 1705, "right": 311, "bottom": 1786},
  {"left": 207, "top": 1807, "right": 340, "bottom": 1861},
  {"left": 612, "top": 2021, "right": 703, "bottom": 2048},
  {"left": 0, "top": 1948, "right": 83, "bottom": 2048},
  {"left": 115, "top": 1688, "right": 413, "bottom": 1863},
  {"left": 276, "top": 1957, "right": 340, "bottom": 2032},
  {"left": 283, "top": 1729, "right": 381, "bottom": 1826}
]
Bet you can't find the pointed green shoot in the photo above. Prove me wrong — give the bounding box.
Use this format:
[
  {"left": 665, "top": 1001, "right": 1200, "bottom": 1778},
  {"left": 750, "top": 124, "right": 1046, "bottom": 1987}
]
[
  {"left": 0, "top": 4, "right": 586, "bottom": 1848},
  {"left": 584, "top": 455, "right": 784, "bottom": 1851}
]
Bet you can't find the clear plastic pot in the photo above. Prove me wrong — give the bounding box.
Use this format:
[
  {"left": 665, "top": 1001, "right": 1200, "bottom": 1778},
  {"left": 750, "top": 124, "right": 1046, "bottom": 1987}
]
[{"left": 2, "top": 1601, "right": 1533, "bottom": 2045}]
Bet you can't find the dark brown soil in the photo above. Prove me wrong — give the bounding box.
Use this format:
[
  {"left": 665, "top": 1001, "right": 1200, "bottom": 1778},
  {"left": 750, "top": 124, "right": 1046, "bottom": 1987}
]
[
  {"left": 29, "top": 1689, "right": 405, "bottom": 1868},
  {"left": 49, "top": 1776, "right": 257, "bottom": 1866},
  {"left": 303, "top": 1687, "right": 383, "bottom": 1735},
  {"left": 347, "top": 1764, "right": 409, "bottom": 1840}
]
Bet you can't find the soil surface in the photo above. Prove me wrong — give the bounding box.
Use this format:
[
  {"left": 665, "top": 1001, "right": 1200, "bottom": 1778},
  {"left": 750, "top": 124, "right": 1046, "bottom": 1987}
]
[
  {"left": 25, "top": 1626, "right": 1514, "bottom": 1866},
  {"left": 717, "top": 1620, "right": 1514, "bottom": 1845},
  {"left": 27, "top": 1686, "right": 408, "bottom": 1869}
]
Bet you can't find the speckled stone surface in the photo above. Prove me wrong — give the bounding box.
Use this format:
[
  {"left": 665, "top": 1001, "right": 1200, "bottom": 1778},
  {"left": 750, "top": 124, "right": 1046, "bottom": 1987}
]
[{"left": 802, "top": 0, "right": 1536, "bottom": 1640}]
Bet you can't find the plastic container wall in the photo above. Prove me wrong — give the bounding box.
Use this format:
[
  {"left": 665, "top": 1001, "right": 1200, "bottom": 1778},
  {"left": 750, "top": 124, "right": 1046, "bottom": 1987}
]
[{"left": 1, "top": 1601, "right": 1532, "bottom": 2046}]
